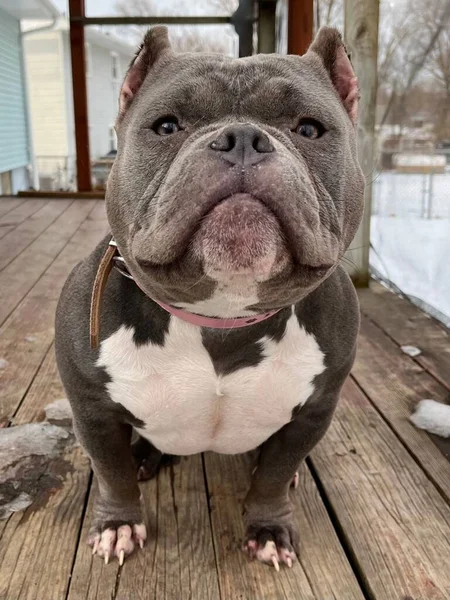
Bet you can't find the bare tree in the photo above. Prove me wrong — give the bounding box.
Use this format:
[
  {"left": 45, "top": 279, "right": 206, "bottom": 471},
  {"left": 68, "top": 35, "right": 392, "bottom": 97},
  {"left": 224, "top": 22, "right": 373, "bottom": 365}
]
[
  {"left": 378, "top": 0, "right": 450, "bottom": 126},
  {"left": 315, "top": 0, "right": 344, "bottom": 30},
  {"left": 208, "top": 0, "right": 239, "bottom": 14},
  {"left": 114, "top": 0, "right": 237, "bottom": 54}
]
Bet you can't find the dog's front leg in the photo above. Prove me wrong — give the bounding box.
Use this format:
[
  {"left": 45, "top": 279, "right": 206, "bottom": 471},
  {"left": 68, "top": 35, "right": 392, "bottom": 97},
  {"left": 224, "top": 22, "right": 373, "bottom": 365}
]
[
  {"left": 72, "top": 407, "right": 146, "bottom": 564},
  {"left": 243, "top": 392, "right": 339, "bottom": 570}
]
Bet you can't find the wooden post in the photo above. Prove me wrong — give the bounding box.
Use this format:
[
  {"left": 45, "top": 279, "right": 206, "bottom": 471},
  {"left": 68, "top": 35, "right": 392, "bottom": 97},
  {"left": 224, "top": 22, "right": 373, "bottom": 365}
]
[
  {"left": 258, "top": 1, "right": 277, "bottom": 53},
  {"left": 288, "top": 0, "right": 314, "bottom": 55},
  {"left": 344, "top": 0, "right": 379, "bottom": 286},
  {"left": 69, "top": 0, "right": 91, "bottom": 192}
]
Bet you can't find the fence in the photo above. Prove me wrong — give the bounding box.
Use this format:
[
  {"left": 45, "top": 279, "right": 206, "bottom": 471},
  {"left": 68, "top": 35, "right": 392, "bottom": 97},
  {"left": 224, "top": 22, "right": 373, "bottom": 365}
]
[{"left": 372, "top": 171, "right": 450, "bottom": 219}]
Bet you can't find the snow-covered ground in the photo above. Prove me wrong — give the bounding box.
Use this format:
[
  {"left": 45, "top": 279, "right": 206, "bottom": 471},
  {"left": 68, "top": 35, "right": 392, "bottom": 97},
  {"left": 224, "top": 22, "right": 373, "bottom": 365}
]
[{"left": 370, "top": 171, "right": 450, "bottom": 326}]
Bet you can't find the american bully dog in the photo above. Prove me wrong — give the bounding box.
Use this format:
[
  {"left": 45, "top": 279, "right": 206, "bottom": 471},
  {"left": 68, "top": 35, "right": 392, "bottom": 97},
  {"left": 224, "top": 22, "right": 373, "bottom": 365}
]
[{"left": 55, "top": 25, "right": 364, "bottom": 569}]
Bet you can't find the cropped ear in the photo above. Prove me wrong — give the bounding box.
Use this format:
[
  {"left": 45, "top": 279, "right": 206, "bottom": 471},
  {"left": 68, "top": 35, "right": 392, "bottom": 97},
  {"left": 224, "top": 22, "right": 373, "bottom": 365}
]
[
  {"left": 119, "top": 26, "right": 172, "bottom": 119},
  {"left": 307, "top": 27, "right": 359, "bottom": 124}
]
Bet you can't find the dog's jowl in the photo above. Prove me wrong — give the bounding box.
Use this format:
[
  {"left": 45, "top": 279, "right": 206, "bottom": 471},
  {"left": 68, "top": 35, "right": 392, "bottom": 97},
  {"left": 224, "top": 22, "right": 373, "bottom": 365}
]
[{"left": 55, "top": 25, "right": 364, "bottom": 569}]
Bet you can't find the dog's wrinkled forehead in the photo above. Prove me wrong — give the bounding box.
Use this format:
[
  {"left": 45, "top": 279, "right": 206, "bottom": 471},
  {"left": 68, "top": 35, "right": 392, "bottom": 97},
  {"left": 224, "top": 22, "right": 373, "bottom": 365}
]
[
  {"left": 118, "top": 26, "right": 357, "bottom": 134},
  {"left": 137, "top": 58, "right": 340, "bottom": 128}
]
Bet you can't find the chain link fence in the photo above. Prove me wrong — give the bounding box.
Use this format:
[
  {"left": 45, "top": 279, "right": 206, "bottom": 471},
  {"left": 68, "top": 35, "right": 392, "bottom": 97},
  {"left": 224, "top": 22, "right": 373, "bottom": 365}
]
[{"left": 372, "top": 171, "right": 450, "bottom": 219}]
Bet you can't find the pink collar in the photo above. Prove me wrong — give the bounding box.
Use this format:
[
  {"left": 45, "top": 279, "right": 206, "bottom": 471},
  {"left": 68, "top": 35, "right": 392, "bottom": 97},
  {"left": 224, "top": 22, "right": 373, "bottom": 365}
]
[
  {"left": 110, "top": 240, "right": 280, "bottom": 329},
  {"left": 154, "top": 298, "right": 279, "bottom": 329}
]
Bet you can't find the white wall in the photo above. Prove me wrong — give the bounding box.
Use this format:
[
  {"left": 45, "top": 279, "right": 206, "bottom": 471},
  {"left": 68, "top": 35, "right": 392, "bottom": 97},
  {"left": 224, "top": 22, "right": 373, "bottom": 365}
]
[
  {"left": 86, "top": 43, "right": 131, "bottom": 159},
  {"left": 24, "top": 31, "right": 69, "bottom": 158}
]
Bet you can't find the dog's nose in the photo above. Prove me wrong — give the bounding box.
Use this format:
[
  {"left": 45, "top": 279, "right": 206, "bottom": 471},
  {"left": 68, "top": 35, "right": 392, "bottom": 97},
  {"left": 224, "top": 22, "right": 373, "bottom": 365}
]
[{"left": 210, "top": 124, "right": 274, "bottom": 166}]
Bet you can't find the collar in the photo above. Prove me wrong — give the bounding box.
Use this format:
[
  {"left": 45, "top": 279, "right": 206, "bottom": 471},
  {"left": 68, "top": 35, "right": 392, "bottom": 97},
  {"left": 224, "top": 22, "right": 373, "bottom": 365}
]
[{"left": 90, "top": 237, "right": 280, "bottom": 349}]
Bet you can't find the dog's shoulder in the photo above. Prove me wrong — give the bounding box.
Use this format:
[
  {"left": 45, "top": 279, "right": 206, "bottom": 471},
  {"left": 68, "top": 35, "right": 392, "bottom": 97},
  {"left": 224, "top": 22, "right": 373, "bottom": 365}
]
[{"left": 295, "top": 266, "right": 359, "bottom": 375}]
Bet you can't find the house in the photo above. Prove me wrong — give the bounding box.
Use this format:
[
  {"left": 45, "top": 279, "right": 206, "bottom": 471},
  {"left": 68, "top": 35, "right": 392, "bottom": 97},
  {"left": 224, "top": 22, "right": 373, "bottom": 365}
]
[
  {"left": 0, "top": 0, "right": 59, "bottom": 194},
  {"left": 23, "top": 19, "right": 135, "bottom": 190}
]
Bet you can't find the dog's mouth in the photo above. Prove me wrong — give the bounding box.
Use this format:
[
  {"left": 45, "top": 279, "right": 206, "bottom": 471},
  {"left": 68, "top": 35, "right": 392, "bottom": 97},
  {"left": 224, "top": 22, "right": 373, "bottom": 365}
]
[
  {"left": 189, "top": 193, "right": 290, "bottom": 281},
  {"left": 133, "top": 192, "right": 334, "bottom": 285}
]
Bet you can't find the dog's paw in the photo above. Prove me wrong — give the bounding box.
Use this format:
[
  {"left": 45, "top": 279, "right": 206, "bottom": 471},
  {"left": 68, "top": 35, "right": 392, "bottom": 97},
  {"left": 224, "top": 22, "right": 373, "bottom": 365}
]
[
  {"left": 243, "top": 523, "right": 298, "bottom": 571},
  {"left": 88, "top": 522, "right": 147, "bottom": 565}
]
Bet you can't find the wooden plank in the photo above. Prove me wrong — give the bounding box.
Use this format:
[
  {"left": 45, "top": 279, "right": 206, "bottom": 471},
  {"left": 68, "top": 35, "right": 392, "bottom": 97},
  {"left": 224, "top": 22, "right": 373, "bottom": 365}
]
[
  {"left": 69, "top": 0, "right": 92, "bottom": 192},
  {"left": 68, "top": 455, "right": 221, "bottom": 600},
  {"left": 0, "top": 344, "right": 90, "bottom": 599},
  {"left": 0, "top": 447, "right": 91, "bottom": 600},
  {"left": 12, "top": 345, "right": 60, "bottom": 425},
  {"left": 0, "top": 200, "right": 95, "bottom": 327},
  {"left": 310, "top": 377, "right": 450, "bottom": 600},
  {"left": 204, "top": 453, "right": 364, "bottom": 600},
  {"left": 0, "top": 226, "right": 15, "bottom": 240},
  {"left": 0, "top": 198, "right": 24, "bottom": 218},
  {"left": 0, "top": 201, "right": 108, "bottom": 425},
  {"left": 0, "top": 200, "right": 70, "bottom": 272},
  {"left": 288, "top": 0, "right": 314, "bottom": 56},
  {"left": 116, "top": 455, "right": 220, "bottom": 600},
  {"left": 0, "top": 199, "right": 47, "bottom": 227},
  {"left": 359, "top": 282, "right": 450, "bottom": 390},
  {"left": 66, "top": 487, "right": 120, "bottom": 600},
  {"left": 352, "top": 315, "right": 450, "bottom": 499},
  {"left": 0, "top": 199, "right": 48, "bottom": 241}
]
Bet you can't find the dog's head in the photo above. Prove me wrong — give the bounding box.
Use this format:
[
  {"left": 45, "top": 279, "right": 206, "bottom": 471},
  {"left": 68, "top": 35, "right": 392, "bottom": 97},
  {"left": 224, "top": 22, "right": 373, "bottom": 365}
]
[{"left": 107, "top": 26, "right": 364, "bottom": 317}]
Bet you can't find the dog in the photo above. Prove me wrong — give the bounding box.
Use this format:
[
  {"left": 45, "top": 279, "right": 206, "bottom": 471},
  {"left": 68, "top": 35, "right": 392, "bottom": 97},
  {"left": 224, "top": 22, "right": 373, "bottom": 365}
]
[{"left": 55, "top": 25, "right": 364, "bottom": 569}]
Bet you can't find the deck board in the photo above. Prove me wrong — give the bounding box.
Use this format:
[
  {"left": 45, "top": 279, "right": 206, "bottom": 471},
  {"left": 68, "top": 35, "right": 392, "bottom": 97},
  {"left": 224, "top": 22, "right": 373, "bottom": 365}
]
[
  {"left": 359, "top": 282, "right": 450, "bottom": 390},
  {"left": 0, "top": 200, "right": 71, "bottom": 272},
  {"left": 352, "top": 315, "right": 450, "bottom": 500},
  {"left": 115, "top": 455, "right": 221, "bottom": 600},
  {"left": 1, "top": 199, "right": 450, "bottom": 599},
  {"left": 0, "top": 298, "right": 92, "bottom": 600},
  {"left": 0, "top": 199, "right": 48, "bottom": 241},
  {"left": 310, "top": 377, "right": 450, "bottom": 600},
  {"left": 0, "top": 201, "right": 108, "bottom": 424},
  {"left": 204, "top": 453, "right": 365, "bottom": 600},
  {"left": 0, "top": 198, "right": 24, "bottom": 219},
  {"left": 0, "top": 200, "right": 96, "bottom": 326}
]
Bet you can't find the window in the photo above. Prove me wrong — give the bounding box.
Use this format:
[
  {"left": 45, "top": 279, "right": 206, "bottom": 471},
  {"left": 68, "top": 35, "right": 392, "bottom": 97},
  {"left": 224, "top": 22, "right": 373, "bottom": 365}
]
[
  {"left": 85, "top": 43, "right": 92, "bottom": 77},
  {"left": 111, "top": 53, "right": 119, "bottom": 82}
]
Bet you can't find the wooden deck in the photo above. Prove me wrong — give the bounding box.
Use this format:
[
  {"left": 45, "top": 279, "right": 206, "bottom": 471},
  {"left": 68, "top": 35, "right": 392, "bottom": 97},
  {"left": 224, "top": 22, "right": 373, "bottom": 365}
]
[{"left": 0, "top": 197, "right": 450, "bottom": 600}]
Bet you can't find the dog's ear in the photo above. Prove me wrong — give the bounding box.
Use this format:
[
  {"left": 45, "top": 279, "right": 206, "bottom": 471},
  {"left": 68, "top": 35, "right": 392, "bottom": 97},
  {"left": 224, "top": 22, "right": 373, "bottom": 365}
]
[
  {"left": 119, "top": 26, "right": 171, "bottom": 119},
  {"left": 307, "top": 27, "right": 359, "bottom": 124}
]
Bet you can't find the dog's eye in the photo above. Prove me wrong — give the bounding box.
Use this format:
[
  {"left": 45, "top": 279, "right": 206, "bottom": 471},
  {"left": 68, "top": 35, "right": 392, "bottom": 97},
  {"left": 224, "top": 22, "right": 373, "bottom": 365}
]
[
  {"left": 295, "top": 119, "right": 325, "bottom": 139},
  {"left": 152, "top": 117, "right": 180, "bottom": 136}
]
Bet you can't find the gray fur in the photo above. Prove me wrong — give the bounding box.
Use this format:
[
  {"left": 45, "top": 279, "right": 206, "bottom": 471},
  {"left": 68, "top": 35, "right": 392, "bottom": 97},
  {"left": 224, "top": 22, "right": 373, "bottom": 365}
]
[{"left": 55, "top": 26, "right": 364, "bottom": 562}]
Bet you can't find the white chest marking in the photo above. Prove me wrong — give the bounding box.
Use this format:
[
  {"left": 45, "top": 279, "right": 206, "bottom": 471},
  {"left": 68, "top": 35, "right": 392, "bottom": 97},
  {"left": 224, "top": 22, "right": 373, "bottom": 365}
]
[{"left": 97, "top": 312, "right": 325, "bottom": 455}]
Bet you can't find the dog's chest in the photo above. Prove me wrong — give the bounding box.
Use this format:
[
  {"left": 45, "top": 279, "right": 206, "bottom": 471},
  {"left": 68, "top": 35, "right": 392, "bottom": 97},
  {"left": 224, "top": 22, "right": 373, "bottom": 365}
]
[{"left": 97, "top": 313, "right": 325, "bottom": 455}]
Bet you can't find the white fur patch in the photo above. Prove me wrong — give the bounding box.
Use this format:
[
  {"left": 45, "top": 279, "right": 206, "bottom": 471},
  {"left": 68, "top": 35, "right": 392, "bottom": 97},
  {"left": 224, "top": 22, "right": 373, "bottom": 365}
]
[
  {"left": 410, "top": 399, "right": 450, "bottom": 438},
  {"left": 97, "top": 311, "right": 325, "bottom": 455},
  {"left": 174, "top": 276, "right": 259, "bottom": 318}
]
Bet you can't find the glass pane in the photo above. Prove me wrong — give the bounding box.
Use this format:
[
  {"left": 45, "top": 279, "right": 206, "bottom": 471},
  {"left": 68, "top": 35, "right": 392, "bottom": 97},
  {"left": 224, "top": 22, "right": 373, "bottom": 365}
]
[
  {"left": 371, "top": 0, "right": 450, "bottom": 326},
  {"left": 0, "top": 1, "right": 74, "bottom": 193},
  {"left": 314, "top": 0, "right": 344, "bottom": 31},
  {"left": 85, "top": 23, "right": 238, "bottom": 190},
  {"left": 84, "top": 0, "right": 238, "bottom": 18}
]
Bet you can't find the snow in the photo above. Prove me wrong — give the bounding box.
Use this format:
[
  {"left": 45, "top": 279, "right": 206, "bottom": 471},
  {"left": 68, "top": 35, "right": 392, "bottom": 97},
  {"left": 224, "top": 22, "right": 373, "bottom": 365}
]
[
  {"left": 411, "top": 400, "right": 450, "bottom": 438},
  {"left": 370, "top": 171, "right": 450, "bottom": 326}
]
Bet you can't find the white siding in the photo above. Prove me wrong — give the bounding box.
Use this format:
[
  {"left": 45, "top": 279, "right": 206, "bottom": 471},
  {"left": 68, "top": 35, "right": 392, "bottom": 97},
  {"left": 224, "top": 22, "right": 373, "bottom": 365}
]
[
  {"left": 86, "top": 44, "right": 131, "bottom": 159},
  {"left": 24, "top": 31, "right": 69, "bottom": 158}
]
